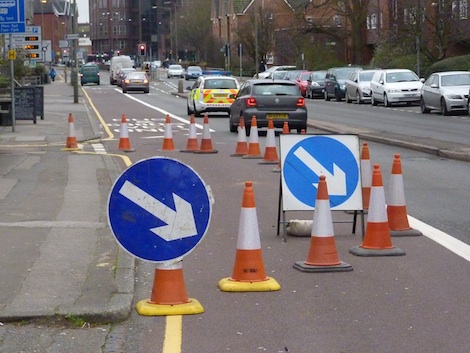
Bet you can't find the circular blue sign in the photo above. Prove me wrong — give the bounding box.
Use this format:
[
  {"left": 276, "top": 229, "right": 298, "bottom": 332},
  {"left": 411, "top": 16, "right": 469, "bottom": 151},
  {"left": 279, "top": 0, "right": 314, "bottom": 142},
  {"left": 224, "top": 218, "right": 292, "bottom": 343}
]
[
  {"left": 283, "top": 136, "right": 359, "bottom": 208},
  {"left": 108, "top": 157, "right": 212, "bottom": 263}
]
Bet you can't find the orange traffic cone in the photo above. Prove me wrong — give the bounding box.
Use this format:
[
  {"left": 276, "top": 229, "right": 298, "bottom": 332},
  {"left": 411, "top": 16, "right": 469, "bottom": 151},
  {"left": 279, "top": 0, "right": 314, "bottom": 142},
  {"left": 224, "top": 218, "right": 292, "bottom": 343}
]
[
  {"left": 181, "top": 114, "right": 199, "bottom": 152},
  {"left": 282, "top": 121, "right": 290, "bottom": 134},
  {"left": 260, "top": 118, "right": 279, "bottom": 164},
  {"left": 361, "top": 143, "right": 372, "bottom": 210},
  {"left": 162, "top": 114, "right": 175, "bottom": 151},
  {"left": 136, "top": 261, "right": 204, "bottom": 316},
  {"left": 243, "top": 116, "right": 262, "bottom": 159},
  {"left": 65, "top": 113, "right": 78, "bottom": 149},
  {"left": 218, "top": 181, "right": 281, "bottom": 292},
  {"left": 387, "top": 154, "right": 422, "bottom": 237},
  {"left": 231, "top": 116, "right": 248, "bottom": 157},
  {"left": 350, "top": 164, "right": 405, "bottom": 256},
  {"left": 118, "top": 114, "right": 135, "bottom": 152},
  {"left": 294, "top": 175, "right": 353, "bottom": 272},
  {"left": 194, "top": 115, "right": 218, "bottom": 154}
]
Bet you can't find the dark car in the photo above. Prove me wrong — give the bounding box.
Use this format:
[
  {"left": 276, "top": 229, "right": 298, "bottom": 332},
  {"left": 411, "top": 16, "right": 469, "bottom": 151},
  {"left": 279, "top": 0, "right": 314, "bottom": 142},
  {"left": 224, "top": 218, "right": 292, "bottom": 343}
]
[
  {"left": 306, "top": 70, "right": 327, "bottom": 98},
  {"left": 324, "top": 66, "right": 362, "bottom": 101},
  {"left": 121, "top": 71, "right": 150, "bottom": 93},
  {"left": 185, "top": 66, "right": 203, "bottom": 80},
  {"left": 229, "top": 79, "right": 307, "bottom": 134}
]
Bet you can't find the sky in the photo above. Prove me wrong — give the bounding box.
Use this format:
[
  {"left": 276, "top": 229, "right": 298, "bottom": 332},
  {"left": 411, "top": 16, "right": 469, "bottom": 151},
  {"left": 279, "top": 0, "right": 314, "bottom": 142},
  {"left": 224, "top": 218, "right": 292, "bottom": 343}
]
[{"left": 76, "top": 0, "right": 89, "bottom": 23}]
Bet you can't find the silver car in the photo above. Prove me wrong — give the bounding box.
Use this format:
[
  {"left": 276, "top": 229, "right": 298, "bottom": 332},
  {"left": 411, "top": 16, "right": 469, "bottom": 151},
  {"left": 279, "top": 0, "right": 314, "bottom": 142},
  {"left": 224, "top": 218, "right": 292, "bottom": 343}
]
[
  {"left": 345, "top": 69, "right": 380, "bottom": 104},
  {"left": 167, "top": 64, "right": 185, "bottom": 78},
  {"left": 420, "top": 71, "right": 470, "bottom": 115}
]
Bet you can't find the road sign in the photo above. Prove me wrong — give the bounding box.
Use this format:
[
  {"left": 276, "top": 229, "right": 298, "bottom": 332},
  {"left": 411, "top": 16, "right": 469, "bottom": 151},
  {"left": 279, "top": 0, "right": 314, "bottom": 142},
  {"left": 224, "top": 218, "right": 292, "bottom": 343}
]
[
  {"left": 280, "top": 134, "right": 362, "bottom": 211},
  {"left": 108, "top": 157, "right": 213, "bottom": 263},
  {"left": 0, "top": 0, "right": 26, "bottom": 34},
  {"left": 66, "top": 33, "right": 79, "bottom": 40}
]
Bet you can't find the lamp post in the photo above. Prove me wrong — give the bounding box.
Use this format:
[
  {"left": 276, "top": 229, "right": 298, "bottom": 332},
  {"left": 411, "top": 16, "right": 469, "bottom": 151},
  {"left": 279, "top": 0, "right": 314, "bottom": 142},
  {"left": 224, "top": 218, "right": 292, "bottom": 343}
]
[{"left": 41, "top": 0, "right": 47, "bottom": 63}]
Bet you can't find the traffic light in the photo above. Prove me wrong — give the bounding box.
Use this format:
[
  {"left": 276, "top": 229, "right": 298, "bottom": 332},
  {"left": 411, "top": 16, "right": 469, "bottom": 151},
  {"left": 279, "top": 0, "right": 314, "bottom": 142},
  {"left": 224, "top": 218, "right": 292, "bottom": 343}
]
[{"left": 139, "top": 44, "right": 146, "bottom": 56}]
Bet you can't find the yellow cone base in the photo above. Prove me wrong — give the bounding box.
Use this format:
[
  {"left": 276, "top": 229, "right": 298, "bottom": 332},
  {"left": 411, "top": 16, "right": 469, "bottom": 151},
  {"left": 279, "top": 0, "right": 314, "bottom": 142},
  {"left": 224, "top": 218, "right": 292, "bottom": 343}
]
[
  {"left": 293, "top": 260, "right": 353, "bottom": 273},
  {"left": 218, "top": 277, "right": 281, "bottom": 292},
  {"left": 390, "top": 228, "right": 423, "bottom": 237},
  {"left": 349, "top": 245, "right": 406, "bottom": 257},
  {"left": 136, "top": 298, "right": 204, "bottom": 316}
]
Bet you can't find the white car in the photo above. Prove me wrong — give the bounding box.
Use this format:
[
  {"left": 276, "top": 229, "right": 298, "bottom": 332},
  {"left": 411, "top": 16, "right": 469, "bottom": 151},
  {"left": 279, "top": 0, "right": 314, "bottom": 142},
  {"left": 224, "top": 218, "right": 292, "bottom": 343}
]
[
  {"left": 420, "top": 71, "right": 470, "bottom": 115},
  {"left": 345, "top": 69, "right": 380, "bottom": 104},
  {"left": 167, "top": 64, "right": 185, "bottom": 78},
  {"left": 255, "top": 65, "right": 297, "bottom": 79},
  {"left": 370, "top": 69, "right": 423, "bottom": 107}
]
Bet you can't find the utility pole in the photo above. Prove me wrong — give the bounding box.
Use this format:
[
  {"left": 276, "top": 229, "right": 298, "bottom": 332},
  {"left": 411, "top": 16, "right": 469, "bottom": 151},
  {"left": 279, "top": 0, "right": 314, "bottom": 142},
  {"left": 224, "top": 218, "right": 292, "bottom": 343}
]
[{"left": 72, "top": 0, "right": 78, "bottom": 103}]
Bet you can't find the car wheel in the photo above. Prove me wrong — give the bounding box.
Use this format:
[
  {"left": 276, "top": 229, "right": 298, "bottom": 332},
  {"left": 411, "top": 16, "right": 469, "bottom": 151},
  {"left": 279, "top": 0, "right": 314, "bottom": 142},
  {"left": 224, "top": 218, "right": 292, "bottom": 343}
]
[
  {"left": 144, "top": 89, "right": 149, "bottom": 93},
  {"left": 441, "top": 98, "right": 450, "bottom": 116},
  {"left": 335, "top": 90, "right": 342, "bottom": 101},
  {"left": 229, "top": 114, "right": 238, "bottom": 133},
  {"left": 194, "top": 104, "right": 202, "bottom": 117},
  {"left": 356, "top": 91, "right": 361, "bottom": 104},
  {"left": 384, "top": 94, "right": 391, "bottom": 107},
  {"left": 324, "top": 90, "right": 330, "bottom": 101},
  {"left": 122, "top": 89, "right": 127, "bottom": 93},
  {"left": 420, "top": 97, "right": 430, "bottom": 113},
  {"left": 345, "top": 90, "right": 351, "bottom": 103},
  {"left": 371, "top": 94, "right": 377, "bottom": 106}
]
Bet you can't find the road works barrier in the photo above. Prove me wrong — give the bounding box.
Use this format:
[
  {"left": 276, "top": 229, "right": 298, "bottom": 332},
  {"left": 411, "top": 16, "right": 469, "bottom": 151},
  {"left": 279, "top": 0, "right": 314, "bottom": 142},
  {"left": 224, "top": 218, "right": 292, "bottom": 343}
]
[{"left": 218, "top": 181, "right": 281, "bottom": 292}]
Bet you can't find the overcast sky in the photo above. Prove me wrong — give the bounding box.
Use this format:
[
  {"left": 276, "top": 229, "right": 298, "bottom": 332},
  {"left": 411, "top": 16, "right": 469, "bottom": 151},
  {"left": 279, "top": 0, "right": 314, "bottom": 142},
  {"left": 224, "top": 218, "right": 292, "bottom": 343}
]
[{"left": 77, "top": 0, "right": 89, "bottom": 23}]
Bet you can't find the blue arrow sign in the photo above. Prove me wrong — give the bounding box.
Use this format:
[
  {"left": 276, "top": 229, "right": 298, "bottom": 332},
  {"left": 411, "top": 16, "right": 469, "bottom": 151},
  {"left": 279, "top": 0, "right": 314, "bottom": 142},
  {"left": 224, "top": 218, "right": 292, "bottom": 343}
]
[
  {"left": 108, "top": 157, "right": 212, "bottom": 263},
  {"left": 0, "top": 0, "right": 26, "bottom": 34},
  {"left": 281, "top": 135, "right": 361, "bottom": 210}
]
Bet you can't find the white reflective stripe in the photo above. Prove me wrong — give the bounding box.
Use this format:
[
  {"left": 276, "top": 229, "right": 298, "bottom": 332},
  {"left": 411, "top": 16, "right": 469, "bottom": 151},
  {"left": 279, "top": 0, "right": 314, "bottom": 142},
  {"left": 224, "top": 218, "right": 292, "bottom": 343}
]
[
  {"left": 248, "top": 126, "right": 259, "bottom": 143},
  {"left": 361, "top": 160, "right": 372, "bottom": 187},
  {"left": 120, "top": 123, "right": 129, "bottom": 138},
  {"left": 311, "top": 199, "right": 334, "bottom": 237},
  {"left": 367, "top": 186, "right": 388, "bottom": 222},
  {"left": 388, "top": 174, "right": 406, "bottom": 206},
  {"left": 202, "top": 123, "right": 211, "bottom": 139},
  {"left": 237, "top": 208, "right": 261, "bottom": 250},
  {"left": 156, "top": 261, "right": 182, "bottom": 270}
]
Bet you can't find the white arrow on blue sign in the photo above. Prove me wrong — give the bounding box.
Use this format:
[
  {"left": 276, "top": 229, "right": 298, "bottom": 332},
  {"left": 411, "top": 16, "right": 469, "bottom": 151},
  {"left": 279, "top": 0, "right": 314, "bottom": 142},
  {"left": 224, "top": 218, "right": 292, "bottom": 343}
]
[
  {"left": 108, "top": 157, "right": 213, "bottom": 263},
  {"left": 280, "top": 135, "right": 362, "bottom": 211}
]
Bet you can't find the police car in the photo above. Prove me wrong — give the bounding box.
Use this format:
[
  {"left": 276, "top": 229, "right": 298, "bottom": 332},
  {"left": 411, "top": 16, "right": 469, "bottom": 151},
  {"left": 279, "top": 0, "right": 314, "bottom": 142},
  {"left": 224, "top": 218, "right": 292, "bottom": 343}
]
[{"left": 187, "top": 76, "right": 240, "bottom": 116}]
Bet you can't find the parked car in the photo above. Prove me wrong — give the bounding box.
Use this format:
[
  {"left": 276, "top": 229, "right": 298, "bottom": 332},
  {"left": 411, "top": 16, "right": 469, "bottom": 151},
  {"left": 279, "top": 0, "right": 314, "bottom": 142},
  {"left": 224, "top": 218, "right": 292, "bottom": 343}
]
[
  {"left": 266, "top": 70, "right": 289, "bottom": 80},
  {"left": 79, "top": 63, "right": 100, "bottom": 86},
  {"left": 370, "top": 69, "right": 423, "bottom": 106},
  {"left": 187, "top": 75, "right": 240, "bottom": 116},
  {"left": 255, "top": 65, "right": 297, "bottom": 79},
  {"left": 116, "top": 68, "right": 136, "bottom": 87},
  {"left": 229, "top": 79, "right": 307, "bottom": 134},
  {"left": 324, "top": 66, "right": 362, "bottom": 101},
  {"left": 167, "top": 64, "right": 185, "bottom": 78},
  {"left": 345, "top": 69, "right": 380, "bottom": 104},
  {"left": 293, "top": 71, "right": 312, "bottom": 97},
  {"left": 306, "top": 70, "right": 327, "bottom": 99},
  {"left": 420, "top": 71, "right": 470, "bottom": 115},
  {"left": 185, "top": 66, "right": 203, "bottom": 80},
  {"left": 121, "top": 71, "right": 150, "bottom": 93}
]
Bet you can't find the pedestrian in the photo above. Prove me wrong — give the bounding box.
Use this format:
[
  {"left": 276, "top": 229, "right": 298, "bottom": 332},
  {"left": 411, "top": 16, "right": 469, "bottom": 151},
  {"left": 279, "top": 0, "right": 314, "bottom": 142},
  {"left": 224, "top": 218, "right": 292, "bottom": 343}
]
[
  {"left": 259, "top": 60, "right": 267, "bottom": 73},
  {"left": 49, "top": 68, "right": 56, "bottom": 82}
]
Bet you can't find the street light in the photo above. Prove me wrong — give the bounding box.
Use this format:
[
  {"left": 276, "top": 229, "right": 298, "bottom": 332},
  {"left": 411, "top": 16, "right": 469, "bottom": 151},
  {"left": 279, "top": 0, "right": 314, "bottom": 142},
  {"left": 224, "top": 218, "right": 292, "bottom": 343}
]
[{"left": 41, "top": 0, "right": 47, "bottom": 63}]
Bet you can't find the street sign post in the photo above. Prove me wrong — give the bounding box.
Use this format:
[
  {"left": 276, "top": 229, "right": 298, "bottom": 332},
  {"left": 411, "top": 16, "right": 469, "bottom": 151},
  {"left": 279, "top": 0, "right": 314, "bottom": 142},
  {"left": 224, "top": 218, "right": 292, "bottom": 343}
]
[
  {"left": 0, "top": 0, "right": 26, "bottom": 34},
  {"left": 108, "top": 157, "right": 213, "bottom": 263}
]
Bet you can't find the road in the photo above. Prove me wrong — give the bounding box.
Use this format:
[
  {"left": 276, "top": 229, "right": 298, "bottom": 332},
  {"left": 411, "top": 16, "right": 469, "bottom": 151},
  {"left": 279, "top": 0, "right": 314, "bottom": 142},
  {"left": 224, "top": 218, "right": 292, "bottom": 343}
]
[{"left": 78, "top": 71, "right": 470, "bottom": 353}]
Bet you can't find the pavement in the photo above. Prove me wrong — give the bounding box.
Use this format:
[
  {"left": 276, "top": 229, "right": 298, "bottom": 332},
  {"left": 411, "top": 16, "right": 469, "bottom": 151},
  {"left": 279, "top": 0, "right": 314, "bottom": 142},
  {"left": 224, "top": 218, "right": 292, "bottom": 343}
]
[
  {"left": 0, "top": 72, "right": 134, "bottom": 323},
  {"left": 1, "top": 70, "right": 470, "bottom": 326}
]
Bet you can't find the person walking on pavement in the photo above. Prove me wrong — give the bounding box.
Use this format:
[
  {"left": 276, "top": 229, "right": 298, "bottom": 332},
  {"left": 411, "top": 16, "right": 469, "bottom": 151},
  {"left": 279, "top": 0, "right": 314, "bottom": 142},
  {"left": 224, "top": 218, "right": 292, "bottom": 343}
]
[
  {"left": 259, "top": 60, "right": 267, "bottom": 73},
  {"left": 50, "top": 68, "right": 56, "bottom": 82}
]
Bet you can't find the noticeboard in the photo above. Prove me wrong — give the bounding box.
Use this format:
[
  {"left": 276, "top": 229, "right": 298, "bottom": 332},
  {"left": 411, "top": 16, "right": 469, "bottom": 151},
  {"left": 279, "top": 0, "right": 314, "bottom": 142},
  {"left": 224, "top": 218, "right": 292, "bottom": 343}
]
[{"left": 14, "top": 87, "right": 36, "bottom": 123}]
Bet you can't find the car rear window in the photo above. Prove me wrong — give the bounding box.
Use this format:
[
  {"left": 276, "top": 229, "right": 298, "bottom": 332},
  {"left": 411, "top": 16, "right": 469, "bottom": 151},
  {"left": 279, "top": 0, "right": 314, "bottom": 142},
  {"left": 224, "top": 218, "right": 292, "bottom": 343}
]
[
  {"left": 82, "top": 66, "right": 98, "bottom": 72},
  {"left": 253, "top": 83, "right": 299, "bottom": 96},
  {"left": 203, "top": 79, "right": 237, "bottom": 89}
]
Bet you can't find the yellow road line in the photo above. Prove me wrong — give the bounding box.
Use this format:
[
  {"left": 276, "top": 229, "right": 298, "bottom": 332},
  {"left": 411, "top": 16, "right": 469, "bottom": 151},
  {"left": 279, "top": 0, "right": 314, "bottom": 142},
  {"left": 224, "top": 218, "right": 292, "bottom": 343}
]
[
  {"left": 81, "top": 87, "right": 115, "bottom": 140},
  {"left": 163, "top": 316, "right": 183, "bottom": 353}
]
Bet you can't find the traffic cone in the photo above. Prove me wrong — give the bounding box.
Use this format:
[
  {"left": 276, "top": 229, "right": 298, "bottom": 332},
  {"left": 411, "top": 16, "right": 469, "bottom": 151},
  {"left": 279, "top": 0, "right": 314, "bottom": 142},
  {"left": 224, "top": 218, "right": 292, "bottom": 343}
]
[
  {"left": 294, "top": 175, "right": 353, "bottom": 272},
  {"left": 361, "top": 143, "right": 372, "bottom": 210},
  {"left": 243, "top": 116, "right": 262, "bottom": 159},
  {"left": 162, "top": 114, "right": 175, "bottom": 151},
  {"left": 218, "top": 181, "right": 281, "bottom": 292},
  {"left": 260, "top": 118, "right": 279, "bottom": 164},
  {"left": 231, "top": 116, "right": 248, "bottom": 157},
  {"left": 65, "top": 113, "right": 78, "bottom": 149},
  {"left": 282, "top": 121, "right": 290, "bottom": 134},
  {"left": 181, "top": 114, "right": 199, "bottom": 152},
  {"left": 350, "top": 164, "right": 405, "bottom": 256},
  {"left": 118, "top": 114, "right": 135, "bottom": 152},
  {"left": 136, "top": 261, "right": 204, "bottom": 316},
  {"left": 387, "top": 154, "right": 422, "bottom": 237},
  {"left": 193, "top": 115, "right": 218, "bottom": 154}
]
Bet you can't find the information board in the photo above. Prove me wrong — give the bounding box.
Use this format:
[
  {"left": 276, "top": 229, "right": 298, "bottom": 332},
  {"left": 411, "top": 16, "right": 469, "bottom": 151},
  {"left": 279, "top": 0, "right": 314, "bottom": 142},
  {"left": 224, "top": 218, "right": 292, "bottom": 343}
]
[{"left": 14, "top": 87, "right": 36, "bottom": 123}]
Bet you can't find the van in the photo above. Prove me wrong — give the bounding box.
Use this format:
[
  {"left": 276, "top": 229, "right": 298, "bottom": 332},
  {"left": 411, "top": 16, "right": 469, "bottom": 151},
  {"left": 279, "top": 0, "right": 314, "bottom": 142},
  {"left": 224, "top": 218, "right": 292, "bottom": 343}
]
[
  {"left": 109, "top": 55, "right": 133, "bottom": 85},
  {"left": 79, "top": 63, "right": 100, "bottom": 86}
]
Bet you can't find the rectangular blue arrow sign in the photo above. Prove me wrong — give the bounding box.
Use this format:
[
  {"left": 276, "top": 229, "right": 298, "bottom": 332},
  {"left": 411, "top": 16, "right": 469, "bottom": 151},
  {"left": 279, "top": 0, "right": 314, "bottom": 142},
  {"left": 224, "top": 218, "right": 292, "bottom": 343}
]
[{"left": 0, "top": 0, "right": 26, "bottom": 34}]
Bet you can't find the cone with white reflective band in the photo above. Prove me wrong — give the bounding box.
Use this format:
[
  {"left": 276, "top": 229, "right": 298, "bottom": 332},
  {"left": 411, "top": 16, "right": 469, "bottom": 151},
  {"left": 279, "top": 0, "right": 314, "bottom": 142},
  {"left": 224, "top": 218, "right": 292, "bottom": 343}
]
[
  {"left": 65, "top": 113, "right": 79, "bottom": 149},
  {"left": 243, "top": 116, "right": 262, "bottom": 159},
  {"left": 350, "top": 164, "right": 405, "bottom": 257},
  {"left": 181, "top": 114, "right": 199, "bottom": 152},
  {"left": 260, "top": 118, "right": 279, "bottom": 164},
  {"left": 294, "top": 175, "right": 353, "bottom": 272},
  {"left": 361, "top": 143, "right": 372, "bottom": 210},
  {"left": 136, "top": 261, "right": 204, "bottom": 316},
  {"left": 282, "top": 121, "right": 290, "bottom": 134},
  {"left": 162, "top": 114, "right": 175, "bottom": 151},
  {"left": 118, "top": 114, "right": 135, "bottom": 152},
  {"left": 387, "top": 154, "right": 422, "bottom": 237},
  {"left": 231, "top": 116, "right": 248, "bottom": 156},
  {"left": 218, "top": 181, "right": 281, "bottom": 292},
  {"left": 194, "top": 114, "right": 218, "bottom": 154}
]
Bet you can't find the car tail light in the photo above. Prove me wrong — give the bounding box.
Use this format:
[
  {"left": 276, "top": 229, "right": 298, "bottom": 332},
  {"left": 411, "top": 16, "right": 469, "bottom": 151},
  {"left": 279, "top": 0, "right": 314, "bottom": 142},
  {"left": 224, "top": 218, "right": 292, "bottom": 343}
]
[
  {"left": 143, "top": 79, "right": 149, "bottom": 83},
  {"left": 246, "top": 97, "right": 257, "bottom": 107},
  {"left": 297, "top": 97, "right": 305, "bottom": 107}
]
